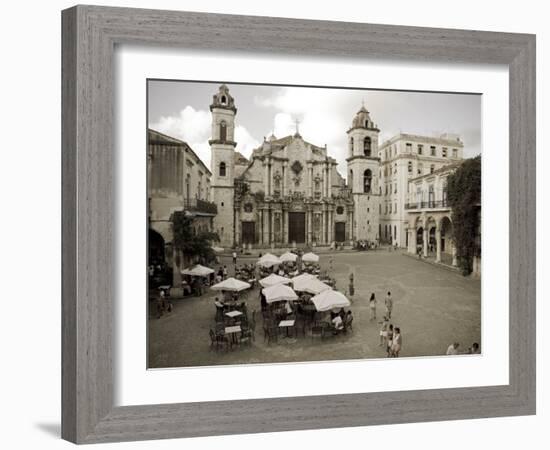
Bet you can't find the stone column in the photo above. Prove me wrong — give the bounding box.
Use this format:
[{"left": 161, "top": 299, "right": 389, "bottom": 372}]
[
  {"left": 328, "top": 209, "right": 334, "bottom": 244},
  {"left": 435, "top": 228, "right": 442, "bottom": 262},
  {"left": 307, "top": 208, "right": 313, "bottom": 245},
  {"left": 270, "top": 208, "right": 274, "bottom": 246},
  {"left": 308, "top": 164, "right": 313, "bottom": 198},
  {"left": 327, "top": 163, "right": 332, "bottom": 197},
  {"left": 283, "top": 207, "right": 289, "bottom": 244},
  {"left": 282, "top": 162, "right": 287, "bottom": 197},
  {"left": 263, "top": 162, "right": 269, "bottom": 195},
  {"left": 423, "top": 228, "right": 428, "bottom": 257},
  {"left": 262, "top": 208, "right": 269, "bottom": 245},
  {"left": 235, "top": 207, "right": 241, "bottom": 246}
]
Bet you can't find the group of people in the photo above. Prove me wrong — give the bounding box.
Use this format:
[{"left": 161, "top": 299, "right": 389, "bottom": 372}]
[
  {"left": 366, "top": 291, "right": 393, "bottom": 321},
  {"left": 446, "top": 342, "right": 480, "bottom": 355},
  {"left": 330, "top": 308, "right": 354, "bottom": 333},
  {"left": 378, "top": 317, "right": 402, "bottom": 357}
]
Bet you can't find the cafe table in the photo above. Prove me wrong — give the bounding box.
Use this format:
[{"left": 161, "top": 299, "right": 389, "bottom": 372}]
[
  {"left": 278, "top": 319, "right": 296, "bottom": 338},
  {"left": 224, "top": 325, "right": 242, "bottom": 347}
]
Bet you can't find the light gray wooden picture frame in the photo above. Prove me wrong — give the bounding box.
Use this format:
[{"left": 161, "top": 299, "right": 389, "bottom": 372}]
[{"left": 61, "top": 4, "right": 536, "bottom": 444}]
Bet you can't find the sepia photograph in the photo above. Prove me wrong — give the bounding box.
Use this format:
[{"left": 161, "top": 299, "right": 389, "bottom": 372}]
[{"left": 147, "top": 80, "right": 482, "bottom": 368}]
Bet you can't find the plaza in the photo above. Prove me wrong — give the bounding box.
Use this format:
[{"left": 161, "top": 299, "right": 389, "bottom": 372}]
[{"left": 148, "top": 250, "right": 481, "bottom": 368}]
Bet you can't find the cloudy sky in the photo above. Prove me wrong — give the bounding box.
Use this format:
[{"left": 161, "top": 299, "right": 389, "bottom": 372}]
[{"left": 148, "top": 80, "right": 481, "bottom": 177}]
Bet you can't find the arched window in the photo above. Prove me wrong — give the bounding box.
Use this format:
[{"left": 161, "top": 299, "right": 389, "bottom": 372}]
[
  {"left": 349, "top": 170, "right": 353, "bottom": 188},
  {"left": 364, "top": 136, "right": 372, "bottom": 156},
  {"left": 219, "top": 121, "right": 227, "bottom": 141},
  {"left": 221, "top": 95, "right": 227, "bottom": 105},
  {"left": 349, "top": 137, "right": 354, "bottom": 154},
  {"left": 365, "top": 120, "right": 369, "bottom": 128},
  {"left": 219, "top": 162, "right": 226, "bottom": 177},
  {"left": 363, "top": 169, "right": 372, "bottom": 193}
]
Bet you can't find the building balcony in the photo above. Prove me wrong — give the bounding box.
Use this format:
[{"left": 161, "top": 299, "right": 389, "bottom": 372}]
[
  {"left": 405, "top": 200, "right": 450, "bottom": 210},
  {"left": 183, "top": 198, "right": 218, "bottom": 215}
]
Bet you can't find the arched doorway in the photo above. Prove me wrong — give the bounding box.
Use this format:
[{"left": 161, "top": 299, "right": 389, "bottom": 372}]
[
  {"left": 416, "top": 227, "right": 424, "bottom": 254},
  {"left": 148, "top": 228, "right": 165, "bottom": 265},
  {"left": 440, "top": 216, "right": 453, "bottom": 254}
]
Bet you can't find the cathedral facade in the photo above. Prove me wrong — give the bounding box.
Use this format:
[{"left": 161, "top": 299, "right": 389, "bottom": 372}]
[{"left": 209, "top": 84, "right": 381, "bottom": 249}]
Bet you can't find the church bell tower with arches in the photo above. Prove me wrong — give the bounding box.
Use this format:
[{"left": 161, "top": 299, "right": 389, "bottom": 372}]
[
  {"left": 210, "top": 84, "right": 237, "bottom": 247},
  {"left": 346, "top": 105, "right": 381, "bottom": 242}
]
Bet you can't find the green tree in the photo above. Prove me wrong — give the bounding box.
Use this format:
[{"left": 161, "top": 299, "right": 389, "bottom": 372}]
[
  {"left": 172, "top": 211, "right": 219, "bottom": 265},
  {"left": 446, "top": 156, "right": 481, "bottom": 276}
]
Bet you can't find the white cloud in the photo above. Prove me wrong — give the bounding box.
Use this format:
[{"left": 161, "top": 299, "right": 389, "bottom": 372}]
[
  {"left": 234, "top": 126, "right": 260, "bottom": 158},
  {"left": 150, "top": 106, "right": 260, "bottom": 165}
]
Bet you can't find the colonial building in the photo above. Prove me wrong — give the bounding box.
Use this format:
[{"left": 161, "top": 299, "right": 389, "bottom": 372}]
[
  {"left": 204, "top": 84, "right": 480, "bottom": 274},
  {"left": 147, "top": 129, "right": 217, "bottom": 284},
  {"left": 209, "top": 85, "right": 383, "bottom": 249},
  {"left": 378, "top": 133, "right": 464, "bottom": 247},
  {"left": 404, "top": 162, "right": 481, "bottom": 276}
]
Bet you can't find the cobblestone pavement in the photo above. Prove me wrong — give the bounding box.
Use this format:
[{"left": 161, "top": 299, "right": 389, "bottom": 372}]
[{"left": 148, "top": 250, "right": 481, "bottom": 368}]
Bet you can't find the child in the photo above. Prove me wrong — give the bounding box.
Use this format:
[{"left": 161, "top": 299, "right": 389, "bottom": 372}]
[
  {"left": 369, "top": 293, "right": 377, "bottom": 321},
  {"left": 391, "top": 327, "right": 402, "bottom": 357},
  {"left": 386, "top": 324, "right": 394, "bottom": 357},
  {"left": 385, "top": 291, "right": 393, "bottom": 319},
  {"left": 379, "top": 316, "right": 389, "bottom": 347}
]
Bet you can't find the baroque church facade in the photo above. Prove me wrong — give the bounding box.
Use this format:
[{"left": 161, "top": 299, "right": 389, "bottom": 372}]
[{"left": 209, "top": 84, "right": 381, "bottom": 249}]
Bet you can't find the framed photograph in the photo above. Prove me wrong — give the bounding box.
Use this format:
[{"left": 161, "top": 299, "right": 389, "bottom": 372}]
[{"left": 62, "top": 5, "right": 536, "bottom": 444}]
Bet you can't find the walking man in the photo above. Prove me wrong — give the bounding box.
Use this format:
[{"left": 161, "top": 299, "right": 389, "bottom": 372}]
[
  {"left": 369, "top": 293, "right": 377, "bottom": 321},
  {"left": 385, "top": 291, "right": 393, "bottom": 319},
  {"left": 232, "top": 250, "right": 237, "bottom": 265}
]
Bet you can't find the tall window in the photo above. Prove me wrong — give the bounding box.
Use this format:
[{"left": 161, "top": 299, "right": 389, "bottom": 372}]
[
  {"left": 417, "top": 163, "right": 423, "bottom": 175},
  {"left": 406, "top": 143, "right": 412, "bottom": 153},
  {"left": 428, "top": 184, "right": 435, "bottom": 207},
  {"left": 349, "top": 137, "right": 354, "bottom": 154},
  {"left": 363, "top": 169, "right": 372, "bottom": 193},
  {"left": 349, "top": 170, "right": 353, "bottom": 189},
  {"left": 430, "top": 164, "right": 435, "bottom": 174},
  {"left": 430, "top": 146, "right": 436, "bottom": 156},
  {"left": 364, "top": 136, "right": 371, "bottom": 156},
  {"left": 408, "top": 161, "right": 413, "bottom": 174},
  {"left": 442, "top": 147, "right": 448, "bottom": 157},
  {"left": 452, "top": 148, "right": 458, "bottom": 158},
  {"left": 418, "top": 144, "right": 423, "bottom": 155},
  {"left": 219, "top": 161, "right": 226, "bottom": 177},
  {"left": 219, "top": 121, "right": 227, "bottom": 141}
]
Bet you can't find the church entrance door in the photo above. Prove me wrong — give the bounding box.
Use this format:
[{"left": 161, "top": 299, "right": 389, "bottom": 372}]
[
  {"left": 242, "top": 221, "right": 256, "bottom": 245},
  {"left": 335, "top": 222, "right": 346, "bottom": 243},
  {"left": 288, "top": 212, "right": 306, "bottom": 244}
]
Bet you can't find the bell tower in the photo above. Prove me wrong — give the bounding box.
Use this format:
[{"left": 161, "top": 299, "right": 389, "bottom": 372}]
[
  {"left": 210, "top": 84, "right": 237, "bottom": 247},
  {"left": 346, "top": 105, "right": 381, "bottom": 242}
]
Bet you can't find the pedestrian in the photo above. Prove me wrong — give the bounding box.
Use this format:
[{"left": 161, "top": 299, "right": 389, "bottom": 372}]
[
  {"left": 156, "top": 290, "right": 166, "bottom": 319},
  {"left": 469, "top": 342, "right": 480, "bottom": 354},
  {"left": 386, "top": 324, "right": 394, "bottom": 357},
  {"left": 369, "top": 293, "right": 377, "bottom": 321},
  {"left": 384, "top": 291, "right": 393, "bottom": 319},
  {"left": 378, "top": 316, "right": 389, "bottom": 346},
  {"left": 222, "top": 265, "right": 228, "bottom": 280},
  {"left": 391, "top": 327, "right": 402, "bottom": 357},
  {"left": 446, "top": 342, "right": 460, "bottom": 355},
  {"left": 232, "top": 250, "right": 237, "bottom": 265}
]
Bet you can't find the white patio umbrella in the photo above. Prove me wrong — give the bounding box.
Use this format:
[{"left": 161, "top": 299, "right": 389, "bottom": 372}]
[
  {"left": 262, "top": 284, "right": 298, "bottom": 304},
  {"left": 293, "top": 277, "right": 331, "bottom": 295},
  {"left": 257, "top": 252, "right": 280, "bottom": 268},
  {"left": 302, "top": 252, "right": 320, "bottom": 263},
  {"left": 181, "top": 264, "right": 214, "bottom": 277},
  {"left": 279, "top": 251, "right": 297, "bottom": 263},
  {"left": 311, "top": 289, "right": 351, "bottom": 312},
  {"left": 290, "top": 273, "right": 316, "bottom": 290},
  {"left": 211, "top": 277, "right": 251, "bottom": 292},
  {"left": 259, "top": 273, "right": 291, "bottom": 288}
]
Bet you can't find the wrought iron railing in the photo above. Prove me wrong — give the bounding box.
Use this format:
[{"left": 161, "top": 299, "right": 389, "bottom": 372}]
[
  {"left": 405, "top": 200, "right": 449, "bottom": 210},
  {"left": 183, "top": 198, "right": 218, "bottom": 214}
]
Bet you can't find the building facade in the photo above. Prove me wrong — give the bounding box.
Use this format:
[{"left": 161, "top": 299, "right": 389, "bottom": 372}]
[
  {"left": 202, "top": 84, "right": 482, "bottom": 275},
  {"left": 377, "top": 133, "right": 464, "bottom": 247},
  {"left": 147, "top": 129, "right": 217, "bottom": 285},
  {"left": 209, "top": 85, "right": 386, "bottom": 249}
]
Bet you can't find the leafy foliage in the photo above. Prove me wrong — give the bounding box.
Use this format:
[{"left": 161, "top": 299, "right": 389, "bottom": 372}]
[
  {"left": 446, "top": 156, "right": 481, "bottom": 275},
  {"left": 172, "top": 211, "right": 219, "bottom": 265}
]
